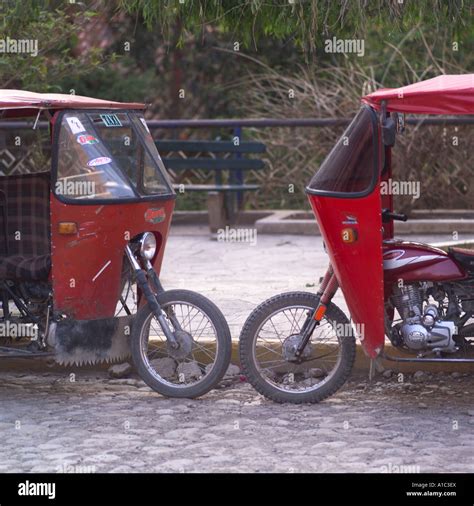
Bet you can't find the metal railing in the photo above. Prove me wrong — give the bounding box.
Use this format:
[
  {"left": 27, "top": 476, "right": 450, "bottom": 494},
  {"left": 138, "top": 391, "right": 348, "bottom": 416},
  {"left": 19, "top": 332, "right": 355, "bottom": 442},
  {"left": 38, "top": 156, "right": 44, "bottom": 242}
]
[
  {"left": 0, "top": 116, "right": 472, "bottom": 210},
  {"left": 0, "top": 116, "right": 474, "bottom": 130}
]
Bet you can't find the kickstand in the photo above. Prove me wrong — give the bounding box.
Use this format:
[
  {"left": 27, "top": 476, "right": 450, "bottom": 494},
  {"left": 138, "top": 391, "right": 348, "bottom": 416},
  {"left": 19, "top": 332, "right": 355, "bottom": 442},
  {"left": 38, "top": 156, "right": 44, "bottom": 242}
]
[{"left": 369, "top": 357, "right": 385, "bottom": 381}]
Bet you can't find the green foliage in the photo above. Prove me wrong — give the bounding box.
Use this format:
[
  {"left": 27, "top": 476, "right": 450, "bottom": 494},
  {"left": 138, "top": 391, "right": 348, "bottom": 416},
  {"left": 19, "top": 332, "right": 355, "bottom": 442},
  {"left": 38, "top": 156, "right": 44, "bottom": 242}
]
[
  {"left": 119, "top": 0, "right": 469, "bottom": 52},
  {"left": 0, "top": 0, "right": 471, "bottom": 212},
  {"left": 60, "top": 60, "right": 158, "bottom": 103},
  {"left": 0, "top": 1, "right": 109, "bottom": 91}
]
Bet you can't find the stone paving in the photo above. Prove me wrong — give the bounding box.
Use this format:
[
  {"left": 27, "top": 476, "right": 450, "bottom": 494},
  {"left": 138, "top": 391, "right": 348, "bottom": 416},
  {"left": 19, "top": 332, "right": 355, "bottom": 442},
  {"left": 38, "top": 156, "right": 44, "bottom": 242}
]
[
  {"left": 1, "top": 230, "right": 473, "bottom": 473},
  {"left": 0, "top": 370, "right": 473, "bottom": 473}
]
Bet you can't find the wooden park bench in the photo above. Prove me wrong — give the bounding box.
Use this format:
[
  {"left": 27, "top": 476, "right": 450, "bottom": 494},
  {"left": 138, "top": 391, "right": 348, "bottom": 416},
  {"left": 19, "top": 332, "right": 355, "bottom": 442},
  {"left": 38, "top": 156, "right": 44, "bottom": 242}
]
[{"left": 156, "top": 139, "right": 266, "bottom": 231}]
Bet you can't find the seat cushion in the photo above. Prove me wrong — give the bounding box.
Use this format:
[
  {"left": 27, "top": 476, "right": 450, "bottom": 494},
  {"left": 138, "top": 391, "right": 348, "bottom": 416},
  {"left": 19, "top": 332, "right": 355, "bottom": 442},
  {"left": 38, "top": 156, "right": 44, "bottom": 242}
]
[
  {"left": 0, "top": 255, "right": 51, "bottom": 281},
  {"left": 449, "top": 247, "right": 474, "bottom": 272},
  {"left": 0, "top": 173, "right": 50, "bottom": 257}
]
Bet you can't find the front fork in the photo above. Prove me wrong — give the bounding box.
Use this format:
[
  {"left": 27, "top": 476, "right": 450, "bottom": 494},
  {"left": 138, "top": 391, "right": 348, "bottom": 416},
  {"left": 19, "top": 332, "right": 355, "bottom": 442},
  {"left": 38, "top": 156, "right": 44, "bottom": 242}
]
[
  {"left": 295, "top": 265, "right": 339, "bottom": 358},
  {"left": 125, "top": 245, "right": 179, "bottom": 349}
]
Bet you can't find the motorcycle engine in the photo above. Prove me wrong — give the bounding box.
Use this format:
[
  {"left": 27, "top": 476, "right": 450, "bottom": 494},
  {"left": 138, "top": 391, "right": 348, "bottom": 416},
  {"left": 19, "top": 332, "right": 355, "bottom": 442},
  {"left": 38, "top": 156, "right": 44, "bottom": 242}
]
[{"left": 390, "top": 284, "right": 457, "bottom": 353}]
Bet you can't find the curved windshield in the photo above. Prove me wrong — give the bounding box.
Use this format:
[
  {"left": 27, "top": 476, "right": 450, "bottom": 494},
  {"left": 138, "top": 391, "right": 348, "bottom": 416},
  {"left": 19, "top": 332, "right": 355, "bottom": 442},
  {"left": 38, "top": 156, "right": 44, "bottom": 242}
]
[
  {"left": 55, "top": 111, "right": 173, "bottom": 200},
  {"left": 307, "top": 107, "right": 377, "bottom": 196},
  {"left": 130, "top": 114, "right": 174, "bottom": 195}
]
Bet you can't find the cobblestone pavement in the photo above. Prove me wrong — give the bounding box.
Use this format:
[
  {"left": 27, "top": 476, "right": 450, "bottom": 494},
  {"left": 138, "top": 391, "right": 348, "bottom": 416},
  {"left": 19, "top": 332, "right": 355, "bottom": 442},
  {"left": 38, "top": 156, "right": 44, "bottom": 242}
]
[{"left": 0, "top": 370, "right": 473, "bottom": 473}]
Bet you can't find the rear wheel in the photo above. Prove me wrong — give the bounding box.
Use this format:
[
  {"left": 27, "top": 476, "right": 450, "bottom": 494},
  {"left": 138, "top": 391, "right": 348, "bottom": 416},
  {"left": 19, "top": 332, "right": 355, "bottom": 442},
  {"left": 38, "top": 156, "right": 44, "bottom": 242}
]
[
  {"left": 239, "top": 291, "right": 356, "bottom": 404},
  {"left": 131, "top": 289, "right": 232, "bottom": 398}
]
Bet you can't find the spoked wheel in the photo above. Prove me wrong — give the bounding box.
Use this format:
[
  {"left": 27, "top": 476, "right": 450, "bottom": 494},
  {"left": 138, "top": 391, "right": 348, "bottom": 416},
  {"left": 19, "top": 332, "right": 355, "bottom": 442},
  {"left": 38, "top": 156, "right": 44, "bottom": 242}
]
[
  {"left": 131, "top": 289, "right": 232, "bottom": 398},
  {"left": 239, "top": 292, "right": 356, "bottom": 404}
]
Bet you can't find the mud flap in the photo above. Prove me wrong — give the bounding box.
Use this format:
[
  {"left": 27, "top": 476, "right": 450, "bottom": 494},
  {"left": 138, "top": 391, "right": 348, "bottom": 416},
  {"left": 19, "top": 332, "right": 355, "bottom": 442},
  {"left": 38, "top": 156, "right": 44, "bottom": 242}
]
[{"left": 49, "top": 315, "right": 134, "bottom": 366}]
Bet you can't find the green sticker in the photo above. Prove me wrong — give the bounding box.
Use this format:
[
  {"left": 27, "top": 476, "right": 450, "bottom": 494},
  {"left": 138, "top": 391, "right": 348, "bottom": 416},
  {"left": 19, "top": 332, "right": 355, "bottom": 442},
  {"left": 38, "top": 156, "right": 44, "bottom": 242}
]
[{"left": 100, "top": 114, "right": 122, "bottom": 127}]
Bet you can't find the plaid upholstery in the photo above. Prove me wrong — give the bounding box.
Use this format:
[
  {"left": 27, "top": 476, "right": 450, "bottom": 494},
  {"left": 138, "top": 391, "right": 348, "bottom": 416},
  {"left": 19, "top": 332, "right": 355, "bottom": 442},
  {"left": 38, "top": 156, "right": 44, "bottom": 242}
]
[
  {"left": 0, "top": 173, "right": 51, "bottom": 280},
  {"left": 0, "top": 254, "right": 51, "bottom": 281}
]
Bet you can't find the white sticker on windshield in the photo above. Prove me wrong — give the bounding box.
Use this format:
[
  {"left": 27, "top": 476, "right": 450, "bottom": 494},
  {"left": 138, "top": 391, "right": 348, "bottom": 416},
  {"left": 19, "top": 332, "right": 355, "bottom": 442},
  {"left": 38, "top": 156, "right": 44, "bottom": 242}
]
[
  {"left": 66, "top": 117, "right": 86, "bottom": 134},
  {"left": 87, "top": 156, "right": 112, "bottom": 167},
  {"left": 140, "top": 118, "right": 151, "bottom": 134}
]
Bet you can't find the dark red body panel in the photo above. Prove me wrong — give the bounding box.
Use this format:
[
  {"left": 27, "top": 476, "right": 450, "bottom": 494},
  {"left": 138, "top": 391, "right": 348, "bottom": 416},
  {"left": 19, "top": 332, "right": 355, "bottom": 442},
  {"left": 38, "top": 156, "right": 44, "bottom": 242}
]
[
  {"left": 383, "top": 240, "right": 466, "bottom": 293},
  {"left": 308, "top": 189, "right": 385, "bottom": 358},
  {"left": 50, "top": 196, "right": 175, "bottom": 319}
]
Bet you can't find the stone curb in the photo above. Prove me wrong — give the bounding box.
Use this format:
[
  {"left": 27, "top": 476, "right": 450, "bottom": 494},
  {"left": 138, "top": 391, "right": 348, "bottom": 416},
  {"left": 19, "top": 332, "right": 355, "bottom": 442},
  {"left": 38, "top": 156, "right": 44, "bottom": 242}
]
[
  {"left": 254, "top": 210, "right": 474, "bottom": 235},
  {"left": 227, "top": 342, "right": 474, "bottom": 375},
  {"left": 7, "top": 339, "right": 471, "bottom": 376}
]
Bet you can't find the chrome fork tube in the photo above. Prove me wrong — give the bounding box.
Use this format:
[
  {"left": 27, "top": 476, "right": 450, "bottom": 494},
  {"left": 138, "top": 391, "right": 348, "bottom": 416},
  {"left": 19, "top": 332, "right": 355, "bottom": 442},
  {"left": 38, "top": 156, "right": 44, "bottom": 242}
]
[
  {"left": 295, "top": 266, "right": 339, "bottom": 358},
  {"left": 125, "top": 245, "right": 178, "bottom": 348}
]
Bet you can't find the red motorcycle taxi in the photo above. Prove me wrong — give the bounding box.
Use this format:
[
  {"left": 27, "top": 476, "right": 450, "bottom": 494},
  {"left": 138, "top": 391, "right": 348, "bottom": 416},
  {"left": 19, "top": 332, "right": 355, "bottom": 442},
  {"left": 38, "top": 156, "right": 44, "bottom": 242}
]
[
  {"left": 240, "top": 74, "right": 474, "bottom": 403},
  {"left": 0, "top": 90, "right": 231, "bottom": 398}
]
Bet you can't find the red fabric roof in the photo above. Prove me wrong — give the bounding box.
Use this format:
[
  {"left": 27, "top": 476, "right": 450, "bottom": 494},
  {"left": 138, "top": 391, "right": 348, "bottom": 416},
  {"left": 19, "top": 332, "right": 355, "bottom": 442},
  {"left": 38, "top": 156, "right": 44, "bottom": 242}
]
[
  {"left": 362, "top": 74, "right": 474, "bottom": 115},
  {"left": 0, "top": 89, "right": 146, "bottom": 111}
]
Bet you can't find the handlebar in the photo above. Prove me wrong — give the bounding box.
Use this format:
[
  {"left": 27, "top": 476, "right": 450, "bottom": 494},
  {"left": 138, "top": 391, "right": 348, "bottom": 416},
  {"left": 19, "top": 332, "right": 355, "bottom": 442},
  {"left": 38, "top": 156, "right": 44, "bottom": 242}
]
[{"left": 382, "top": 208, "right": 408, "bottom": 223}]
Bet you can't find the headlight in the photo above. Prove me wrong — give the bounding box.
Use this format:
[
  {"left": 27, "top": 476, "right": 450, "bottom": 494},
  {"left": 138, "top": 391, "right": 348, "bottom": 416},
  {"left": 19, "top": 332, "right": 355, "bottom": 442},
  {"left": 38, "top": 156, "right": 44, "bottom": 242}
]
[{"left": 139, "top": 232, "right": 157, "bottom": 261}]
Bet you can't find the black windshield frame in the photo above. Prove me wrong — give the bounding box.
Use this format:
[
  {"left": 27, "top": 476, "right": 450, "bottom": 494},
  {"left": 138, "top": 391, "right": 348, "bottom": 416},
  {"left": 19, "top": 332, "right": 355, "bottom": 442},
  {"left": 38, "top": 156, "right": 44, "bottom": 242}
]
[
  {"left": 305, "top": 105, "right": 379, "bottom": 199},
  {"left": 51, "top": 109, "right": 176, "bottom": 205}
]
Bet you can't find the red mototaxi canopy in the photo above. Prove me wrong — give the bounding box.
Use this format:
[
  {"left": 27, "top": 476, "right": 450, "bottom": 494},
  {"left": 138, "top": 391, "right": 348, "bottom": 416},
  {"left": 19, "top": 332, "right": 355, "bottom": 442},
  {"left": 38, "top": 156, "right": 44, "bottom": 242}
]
[
  {"left": 0, "top": 89, "right": 146, "bottom": 113},
  {"left": 362, "top": 74, "right": 474, "bottom": 115}
]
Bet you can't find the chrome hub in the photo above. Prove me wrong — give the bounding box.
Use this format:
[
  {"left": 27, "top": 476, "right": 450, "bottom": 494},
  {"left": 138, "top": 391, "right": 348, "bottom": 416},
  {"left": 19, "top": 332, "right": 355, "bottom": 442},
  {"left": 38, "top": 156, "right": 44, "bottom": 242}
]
[
  {"left": 282, "top": 334, "right": 312, "bottom": 362},
  {"left": 167, "top": 329, "right": 194, "bottom": 360}
]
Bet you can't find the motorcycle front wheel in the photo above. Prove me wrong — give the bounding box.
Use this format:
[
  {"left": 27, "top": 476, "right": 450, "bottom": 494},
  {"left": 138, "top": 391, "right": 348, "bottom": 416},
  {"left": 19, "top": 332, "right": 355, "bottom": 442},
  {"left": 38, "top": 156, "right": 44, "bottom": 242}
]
[
  {"left": 131, "top": 289, "right": 232, "bottom": 398},
  {"left": 239, "top": 291, "right": 356, "bottom": 404}
]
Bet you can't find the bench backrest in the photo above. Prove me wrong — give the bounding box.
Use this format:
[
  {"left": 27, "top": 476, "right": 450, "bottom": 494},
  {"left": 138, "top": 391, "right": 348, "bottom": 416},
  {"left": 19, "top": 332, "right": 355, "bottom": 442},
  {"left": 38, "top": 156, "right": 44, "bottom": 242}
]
[
  {"left": 0, "top": 173, "right": 50, "bottom": 257},
  {"left": 155, "top": 140, "right": 266, "bottom": 172}
]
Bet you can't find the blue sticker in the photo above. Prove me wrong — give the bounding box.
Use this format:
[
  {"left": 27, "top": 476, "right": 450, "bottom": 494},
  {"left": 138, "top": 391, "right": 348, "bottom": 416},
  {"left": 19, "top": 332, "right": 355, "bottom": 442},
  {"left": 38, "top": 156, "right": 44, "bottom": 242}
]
[{"left": 100, "top": 114, "right": 122, "bottom": 127}]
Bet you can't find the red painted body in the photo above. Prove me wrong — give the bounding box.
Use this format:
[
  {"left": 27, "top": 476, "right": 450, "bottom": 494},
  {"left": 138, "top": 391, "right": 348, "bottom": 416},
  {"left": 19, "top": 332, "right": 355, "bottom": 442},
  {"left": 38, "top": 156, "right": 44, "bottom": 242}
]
[
  {"left": 309, "top": 190, "right": 469, "bottom": 358},
  {"left": 308, "top": 189, "right": 385, "bottom": 358},
  {"left": 2, "top": 97, "right": 180, "bottom": 330},
  {"left": 44, "top": 105, "right": 177, "bottom": 320},
  {"left": 307, "top": 75, "right": 473, "bottom": 362},
  {"left": 308, "top": 117, "right": 470, "bottom": 358},
  {"left": 383, "top": 240, "right": 466, "bottom": 286},
  {"left": 309, "top": 202, "right": 469, "bottom": 358},
  {"left": 50, "top": 197, "right": 175, "bottom": 319}
]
